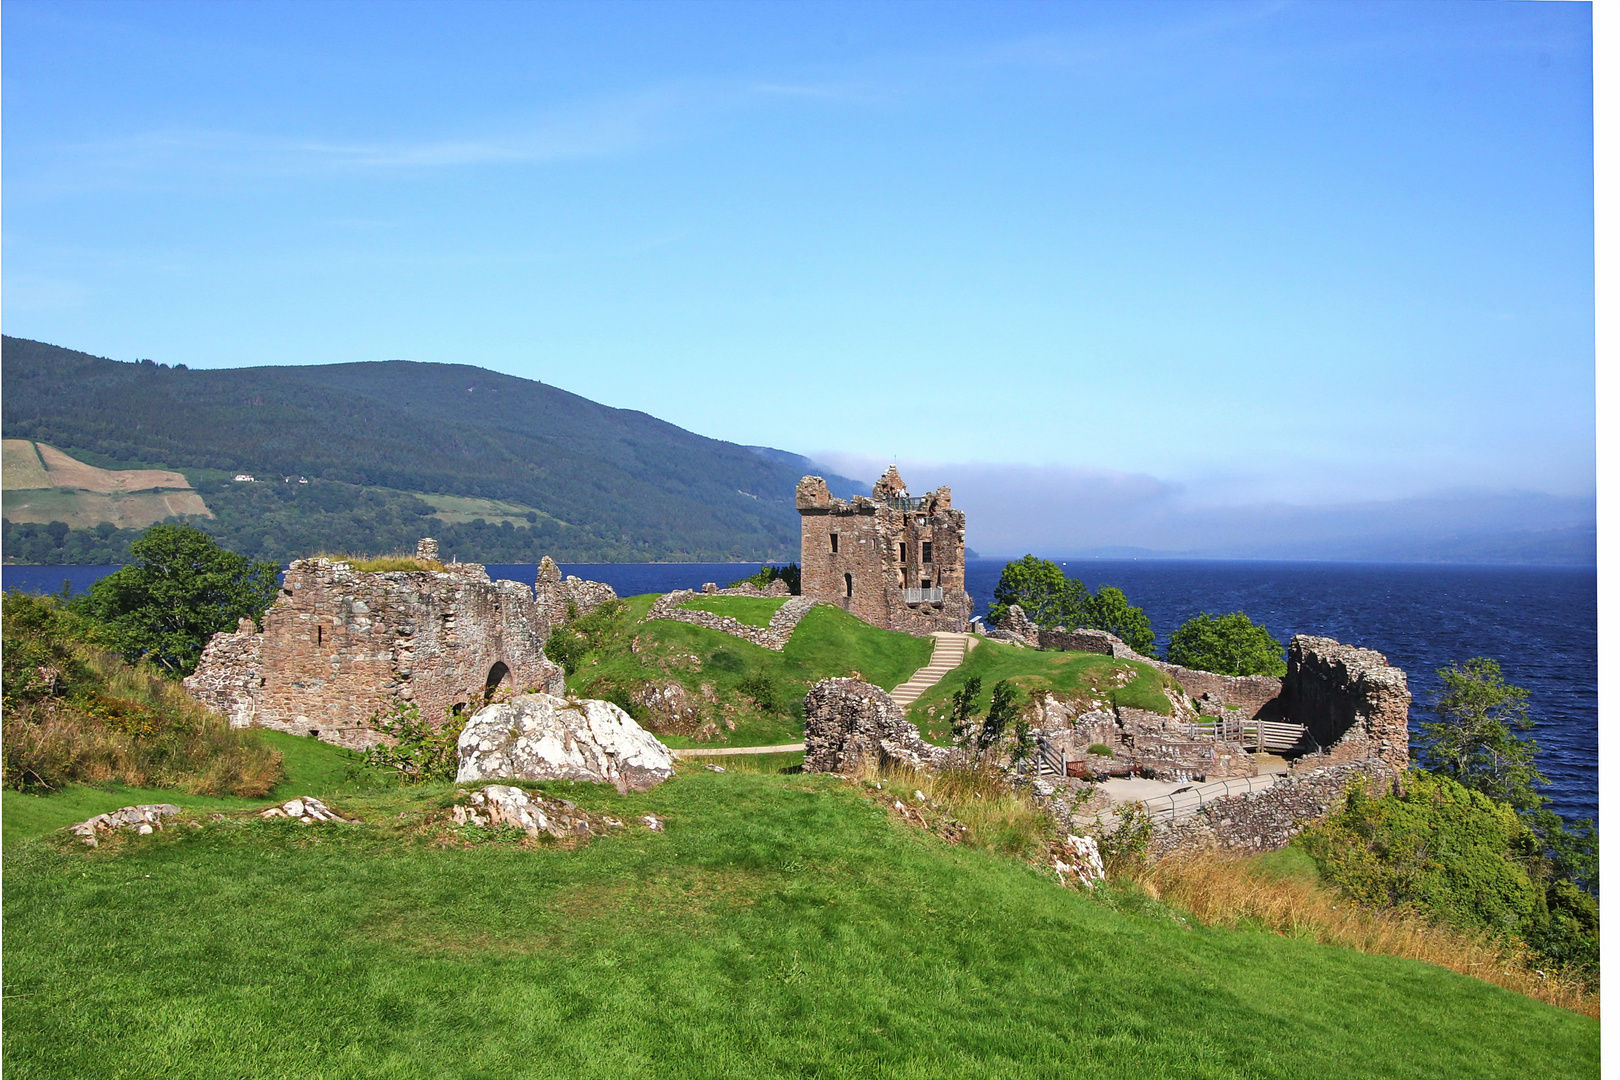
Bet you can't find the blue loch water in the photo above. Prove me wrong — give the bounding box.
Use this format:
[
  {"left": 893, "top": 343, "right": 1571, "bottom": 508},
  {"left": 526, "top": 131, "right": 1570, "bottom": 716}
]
[{"left": 5, "top": 558, "right": 1596, "bottom": 827}]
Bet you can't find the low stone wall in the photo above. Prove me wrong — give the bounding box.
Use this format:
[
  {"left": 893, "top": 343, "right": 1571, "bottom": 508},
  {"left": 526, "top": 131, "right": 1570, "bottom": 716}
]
[
  {"left": 1151, "top": 759, "right": 1394, "bottom": 855},
  {"left": 1036, "top": 626, "right": 1281, "bottom": 721},
  {"left": 534, "top": 556, "right": 618, "bottom": 623},
  {"left": 187, "top": 617, "right": 264, "bottom": 728},
  {"left": 701, "top": 580, "right": 792, "bottom": 597},
  {"left": 645, "top": 591, "right": 819, "bottom": 651},
  {"left": 802, "top": 678, "right": 941, "bottom": 773}
]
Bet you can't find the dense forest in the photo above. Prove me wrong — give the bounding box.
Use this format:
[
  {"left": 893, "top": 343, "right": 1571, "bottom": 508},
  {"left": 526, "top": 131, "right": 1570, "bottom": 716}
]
[{"left": 2, "top": 337, "right": 865, "bottom": 563}]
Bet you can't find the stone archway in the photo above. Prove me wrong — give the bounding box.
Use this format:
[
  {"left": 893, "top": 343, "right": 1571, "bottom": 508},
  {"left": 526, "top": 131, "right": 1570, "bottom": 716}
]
[{"left": 484, "top": 661, "right": 512, "bottom": 702}]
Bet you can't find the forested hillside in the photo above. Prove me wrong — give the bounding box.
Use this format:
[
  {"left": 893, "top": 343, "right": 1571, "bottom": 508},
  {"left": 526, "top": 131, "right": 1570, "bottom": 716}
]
[{"left": 2, "top": 337, "right": 863, "bottom": 563}]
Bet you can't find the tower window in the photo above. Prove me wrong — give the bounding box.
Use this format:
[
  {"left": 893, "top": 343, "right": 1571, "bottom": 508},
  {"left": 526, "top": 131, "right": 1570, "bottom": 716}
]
[
  {"left": 899, "top": 542, "right": 907, "bottom": 563},
  {"left": 830, "top": 533, "right": 839, "bottom": 554},
  {"left": 316, "top": 624, "right": 323, "bottom": 646},
  {"left": 844, "top": 572, "right": 854, "bottom": 597},
  {"left": 922, "top": 541, "right": 933, "bottom": 563}
]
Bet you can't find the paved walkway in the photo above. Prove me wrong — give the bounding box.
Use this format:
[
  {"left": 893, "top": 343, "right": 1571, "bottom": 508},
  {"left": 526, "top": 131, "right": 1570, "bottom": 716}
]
[
  {"left": 672, "top": 742, "right": 805, "bottom": 758},
  {"left": 889, "top": 632, "right": 977, "bottom": 706}
]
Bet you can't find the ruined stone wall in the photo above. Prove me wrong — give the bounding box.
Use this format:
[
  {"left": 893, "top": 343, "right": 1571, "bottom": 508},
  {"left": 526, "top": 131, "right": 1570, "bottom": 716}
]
[
  {"left": 1031, "top": 627, "right": 1408, "bottom": 770},
  {"left": 533, "top": 556, "right": 619, "bottom": 625},
  {"left": 1283, "top": 635, "right": 1411, "bottom": 771},
  {"left": 186, "top": 556, "right": 565, "bottom": 749},
  {"left": 802, "top": 678, "right": 941, "bottom": 773},
  {"left": 796, "top": 469, "right": 970, "bottom": 636},
  {"left": 1151, "top": 759, "right": 1395, "bottom": 855},
  {"left": 645, "top": 591, "right": 819, "bottom": 652}
]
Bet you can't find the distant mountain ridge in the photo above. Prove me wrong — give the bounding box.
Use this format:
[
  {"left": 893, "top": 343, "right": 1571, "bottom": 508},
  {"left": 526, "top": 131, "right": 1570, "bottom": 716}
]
[{"left": 1, "top": 336, "right": 864, "bottom": 562}]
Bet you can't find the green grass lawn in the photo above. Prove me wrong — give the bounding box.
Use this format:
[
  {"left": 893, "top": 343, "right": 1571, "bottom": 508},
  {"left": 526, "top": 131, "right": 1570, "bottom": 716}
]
[
  {"left": 1, "top": 768, "right": 1596, "bottom": 1079},
  {"left": 908, "top": 639, "right": 1175, "bottom": 744},
  {"left": 2, "top": 731, "right": 383, "bottom": 847},
  {"left": 677, "top": 594, "right": 790, "bottom": 627},
  {"left": 570, "top": 598, "right": 934, "bottom": 750}
]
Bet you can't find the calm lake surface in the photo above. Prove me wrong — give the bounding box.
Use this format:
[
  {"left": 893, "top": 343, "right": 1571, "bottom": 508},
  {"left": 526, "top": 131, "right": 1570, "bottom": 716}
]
[{"left": 5, "top": 558, "right": 1597, "bottom": 827}]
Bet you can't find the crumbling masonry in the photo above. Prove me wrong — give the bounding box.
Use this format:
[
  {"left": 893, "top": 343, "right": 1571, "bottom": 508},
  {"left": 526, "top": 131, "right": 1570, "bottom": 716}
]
[
  {"left": 185, "top": 541, "right": 615, "bottom": 749},
  {"left": 796, "top": 465, "right": 971, "bottom": 635}
]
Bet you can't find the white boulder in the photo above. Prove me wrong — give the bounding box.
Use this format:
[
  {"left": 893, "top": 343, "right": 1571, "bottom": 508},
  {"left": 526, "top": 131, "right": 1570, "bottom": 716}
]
[{"left": 456, "top": 693, "right": 676, "bottom": 791}]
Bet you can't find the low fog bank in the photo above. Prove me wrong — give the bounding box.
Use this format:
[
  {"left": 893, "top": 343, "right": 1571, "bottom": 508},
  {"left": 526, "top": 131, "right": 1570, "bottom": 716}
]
[{"left": 811, "top": 455, "right": 1595, "bottom": 565}]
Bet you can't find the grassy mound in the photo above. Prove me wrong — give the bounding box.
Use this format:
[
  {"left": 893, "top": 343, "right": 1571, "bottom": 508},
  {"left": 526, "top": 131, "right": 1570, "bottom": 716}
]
[
  {"left": 677, "top": 594, "right": 789, "bottom": 627},
  {"left": 565, "top": 596, "right": 934, "bottom": 748},
  {"left": 2, "top": 765, "right": 1597, "bottom": 1078},
  {"left": 907, "top": 639, "right": 1176, "bottom": 744}
]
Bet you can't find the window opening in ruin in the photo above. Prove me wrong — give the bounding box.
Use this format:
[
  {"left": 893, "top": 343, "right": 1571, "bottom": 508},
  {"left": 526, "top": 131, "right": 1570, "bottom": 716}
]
[
  {"left": 844, "top": 573, "right": 854, "bottom": 597},
  {"left": 316, "top": 625, "right": 323, "bottom": 646},
  {"left": 484, "top": 661, "right": 512, "bottom": 702},
  {"left": 309, "top": 729, "right": 319, "bottom": 738},
  {"left": 451, "top": 702, "right": 468, "bottom": 717},
  {"left": 922, "top": 579, "right": 931, "bottom": 590},
  {"left": 900, "top": 542, "right": 907, "bottom": 563},
  {"left": 922, "top": 541, "right": 932, "bottom": 563},
  {"left": 830, "top": 533, "right": 839, "bottom": 554}
]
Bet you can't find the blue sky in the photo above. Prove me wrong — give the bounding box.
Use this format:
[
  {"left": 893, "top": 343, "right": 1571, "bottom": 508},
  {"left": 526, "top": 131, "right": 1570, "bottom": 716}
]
[{"left": 3, "top": 1, "right": 1595, "bottom": 554}]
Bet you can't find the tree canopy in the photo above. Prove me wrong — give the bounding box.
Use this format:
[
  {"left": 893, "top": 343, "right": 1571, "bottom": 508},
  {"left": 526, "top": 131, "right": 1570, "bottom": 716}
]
[
  {"left": 83, "top": 524, "right": 279, "bottom": 675},
  {"left": 1085, "top": 586, "right": 1155, "bottom": 654},
  {"left": 1419, "top": 657, "right": 1543, "bottom": 812},
  {"left": 988, "top": 555, "right": 1086, "bottom": 630},
  {"left": 1163, "top": 612, "right": 1285, "bottom": 677}
]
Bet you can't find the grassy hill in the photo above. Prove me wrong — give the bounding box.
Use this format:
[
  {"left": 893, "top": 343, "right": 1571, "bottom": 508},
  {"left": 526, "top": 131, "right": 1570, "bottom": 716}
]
[
  {"left": 1, "top": 336, "right": 865, "bottom": 563},
  {"left": 1, "top": 750, "right": 1597, "bottom": 1078}
]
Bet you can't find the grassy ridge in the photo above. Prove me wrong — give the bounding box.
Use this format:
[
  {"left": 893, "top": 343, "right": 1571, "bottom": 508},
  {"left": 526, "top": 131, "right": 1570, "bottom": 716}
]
[
  {"left": 907, "top": 639, "right": 1175, "bottom": 744},
  {"left": 568, "top": 598, "right": 934, "bottom": 748},
  {"left": 1, "top": 767, "right": 1598, "bottom": 1078}
]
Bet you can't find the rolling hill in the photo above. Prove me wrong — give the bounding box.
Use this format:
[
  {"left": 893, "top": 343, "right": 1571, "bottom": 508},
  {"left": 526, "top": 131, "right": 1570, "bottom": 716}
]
[{"left": 1, "top": 337, "right": 864, "bottom": 563}]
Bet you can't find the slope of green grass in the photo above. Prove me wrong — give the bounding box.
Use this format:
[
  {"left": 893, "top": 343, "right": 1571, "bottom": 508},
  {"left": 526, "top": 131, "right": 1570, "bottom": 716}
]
[
  {"left": 568, "top": 600, "right": 934, "bottom": 750},
  {"left": 2, "top": 732, "right": 378, "bottom": 846},
  {"left": 909, "top": 639, "right": 1175, "bottom": 744},
  {"left": 1, "top": 769, "right": 1597, "bottom": 1079}
]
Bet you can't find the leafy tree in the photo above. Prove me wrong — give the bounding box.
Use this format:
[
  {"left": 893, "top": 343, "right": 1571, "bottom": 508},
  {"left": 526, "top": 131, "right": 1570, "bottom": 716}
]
[
  {"left": 948, "top": 675, "right": 982, "bottom": 743},
  {"left": 1164, "top": 612, "right": 1285, "bottom": 677},
  {"left": 977, "top": 679, "right": 1021, "bottom": 752},
  {"left": 988, "top": 555, "right": 1087, "bottom": 630},
  {"left": 1419, "top": 657, "right": 1544, "bottom": 812},
  {"left": 727, "top": 563, "right": 801, "bottom": 595},
  {"left": 357, "top": 701, "right": 463, "bottom": 784},
  {"left": 1083, "top": 586, "right": 1155, "bottom": 653},
  {"left": 81, "top": 524, "right": 279, "bottom": 676}
]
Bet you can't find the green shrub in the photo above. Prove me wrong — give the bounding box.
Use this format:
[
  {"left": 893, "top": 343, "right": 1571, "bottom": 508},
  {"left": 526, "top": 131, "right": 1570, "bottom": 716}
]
[
  {"left": 737, "top": 673, "right": 781, "bottom": 713},
  {"left": 1300, "top": 772, "right": 1597, "bottom": 983},
  {"left": 1087, "top": 743, "right": 1113, "bottom": 757},
  {"left": 356, "top": 701, "right": 464, "bottom": 784}
]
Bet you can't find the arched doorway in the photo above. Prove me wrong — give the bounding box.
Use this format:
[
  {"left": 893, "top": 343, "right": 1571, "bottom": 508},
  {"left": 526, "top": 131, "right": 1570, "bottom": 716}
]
[{"left": 484, "top": 661, "right": 512, "bottom": 702}]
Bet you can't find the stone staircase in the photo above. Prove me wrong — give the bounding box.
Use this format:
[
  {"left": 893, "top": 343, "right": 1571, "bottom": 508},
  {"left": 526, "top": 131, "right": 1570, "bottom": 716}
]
[{"left": 889, "top": 632, "right": 976, "bottom": 706}]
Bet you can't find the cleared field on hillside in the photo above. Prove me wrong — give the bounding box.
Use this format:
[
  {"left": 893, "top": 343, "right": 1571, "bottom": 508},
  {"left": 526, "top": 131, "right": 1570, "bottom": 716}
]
[
  {"left": 0, "top": 441, "right": 210, "bottom": 528},
  {"left": 417, "top": 490, "right": 566, "bottom": 528}
]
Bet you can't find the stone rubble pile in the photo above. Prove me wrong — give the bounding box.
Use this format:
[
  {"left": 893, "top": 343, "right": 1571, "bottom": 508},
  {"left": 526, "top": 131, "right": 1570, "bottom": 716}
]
[
  {"left": 450, "top": 784, "right": 629, "bottom": 838},
  {"left": 1052, "top": 834, "right": 1105, "bottom": 888},
  {"left": 457, "top": 692, "right": 676, "bottom": 792},
  {"left": 801, "top": 678, "right": 947, "bottom": 774},
  {"left": 259, "top": 796, "right": 347, "bottom": 824},
  {"left": 70, "top": 804, "right": 181, "bottom": 847}
]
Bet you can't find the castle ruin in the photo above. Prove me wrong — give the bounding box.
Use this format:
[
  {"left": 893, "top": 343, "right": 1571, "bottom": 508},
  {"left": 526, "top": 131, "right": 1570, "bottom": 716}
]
[
  {"left": 185, "top": 542, "right": 614, "bottom": 749},
  {"left": 796, "top": 465, "right": 971, "bottom": 635}
]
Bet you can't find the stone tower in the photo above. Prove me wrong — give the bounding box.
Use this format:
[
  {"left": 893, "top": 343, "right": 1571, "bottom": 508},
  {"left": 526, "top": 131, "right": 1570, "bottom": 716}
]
[{"left": 796, "top": 467, "right": 971, "bottom": 635}]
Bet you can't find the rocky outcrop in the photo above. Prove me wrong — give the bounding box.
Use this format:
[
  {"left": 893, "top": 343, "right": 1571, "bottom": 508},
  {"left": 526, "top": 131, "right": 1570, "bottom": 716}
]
[
  {"left": 258, "top": 796, "right": 348, "bottom": 823},
  {"left": 456, "top": 693, "right": 676, "bottom": 792},
  {"left": 69, "top": 804, "right": 181, "bottom": 847},
  {"left": 645, "top": 591, "right": 819, "bottom": 651},
  {"left": 802, "top": 678, "right": 940, "bottom": 773}
]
